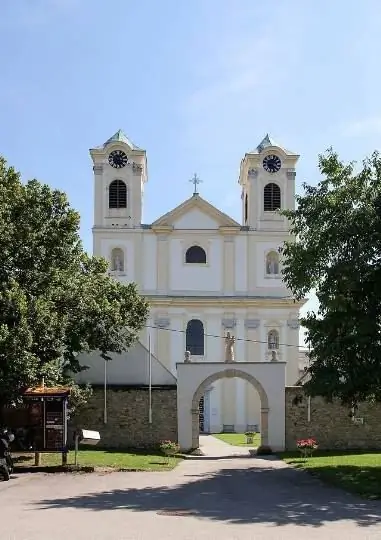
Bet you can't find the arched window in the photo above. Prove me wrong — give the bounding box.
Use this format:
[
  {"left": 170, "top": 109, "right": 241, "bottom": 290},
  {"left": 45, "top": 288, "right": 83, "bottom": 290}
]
[
  {"left": 267, "top": 330, "right": 279, "bottom": 350},
  {"left": 266, "top": 251, "right": 280, "bottom": 275},
  {"left": 264, "top": 183, "right": 281, "bottom": 211},
  {"left": 109, "top": 180, "right": 127, "bottom": 209},
  {"left": 185, "top": 245, "right": 206, "bottom": 264},
  {"left": 111, "top": 247, "right": 124, "bottom": 272},
  {"left": 186, "top": 319, "right": 204, "bottom": 355}
]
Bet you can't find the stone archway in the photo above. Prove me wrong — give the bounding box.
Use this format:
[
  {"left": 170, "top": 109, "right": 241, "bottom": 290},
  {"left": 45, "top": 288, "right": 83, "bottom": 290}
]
[
  {"left": 176, "top": 362, "right": 286, "bottom": 452},
  {"left": 191, "top": 368, "right": 269, "bottom": 450}
]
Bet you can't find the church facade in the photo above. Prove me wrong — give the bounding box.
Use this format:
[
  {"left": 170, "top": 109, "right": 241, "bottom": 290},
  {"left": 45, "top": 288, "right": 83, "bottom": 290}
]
[{"left": 89, "top": 130, "right": 305, "bottom": 433}]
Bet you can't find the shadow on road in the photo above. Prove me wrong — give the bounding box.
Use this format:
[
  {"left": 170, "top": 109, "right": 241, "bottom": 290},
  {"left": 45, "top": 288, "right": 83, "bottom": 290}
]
[{"left": 33, "top": 463, "right": 381, "bottom": 527}]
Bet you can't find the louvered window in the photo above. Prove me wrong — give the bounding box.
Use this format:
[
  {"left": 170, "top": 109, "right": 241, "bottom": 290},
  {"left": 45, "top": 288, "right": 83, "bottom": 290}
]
[
  {"left": 264, "top": 183, "right": 281, "bottom": 211},
  {"left": 109, "top": 180, "right": 127, "bottom": 209}
]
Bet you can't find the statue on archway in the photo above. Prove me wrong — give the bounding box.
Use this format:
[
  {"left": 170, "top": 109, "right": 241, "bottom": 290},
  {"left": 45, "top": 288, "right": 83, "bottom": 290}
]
[
  {"left": 184, "top": 350, "right": 191, "bottom": 363},
  {"left": 224, "top": 332, "right": 235, "bottom": 363}
]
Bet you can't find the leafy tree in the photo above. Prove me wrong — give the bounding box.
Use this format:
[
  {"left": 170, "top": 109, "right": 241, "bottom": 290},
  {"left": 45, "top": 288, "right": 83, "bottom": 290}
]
[
  {"left": 281, "top": 149, "right": 381, "bottom": 405},
  {"left": 0, "top": 157, "right": 149, "bottom": 412}
]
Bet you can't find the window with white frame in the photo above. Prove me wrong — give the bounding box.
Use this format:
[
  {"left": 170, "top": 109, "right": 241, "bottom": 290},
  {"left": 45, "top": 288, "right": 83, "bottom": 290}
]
[
  {"left": 186, "top": 319, "right": 204, "bottom": 355},
  {"left": 185, "top": 245, "right": 207, "bottom": 264}
]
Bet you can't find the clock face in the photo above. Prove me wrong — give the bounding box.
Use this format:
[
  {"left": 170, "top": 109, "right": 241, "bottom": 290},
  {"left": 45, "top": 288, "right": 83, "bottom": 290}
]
[
  {"left": 263, "top": 154, "right": 281, "bottom": 174},
  {"left": 108, "top": 150, "right": 128, "bottom": 169}
]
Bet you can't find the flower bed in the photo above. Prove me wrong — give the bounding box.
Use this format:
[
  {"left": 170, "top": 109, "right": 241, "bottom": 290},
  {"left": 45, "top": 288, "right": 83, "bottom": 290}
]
[{"left": 297, "top": 438, "right": 318, "bottom": 458}]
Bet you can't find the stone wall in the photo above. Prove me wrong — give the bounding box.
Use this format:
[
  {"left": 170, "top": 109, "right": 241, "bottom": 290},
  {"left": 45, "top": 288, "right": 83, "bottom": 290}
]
[
  {"left": 69, "top": 386, "right": 177, "bottom": 449},
  {"left": 285, "top": 386, "right": 381, "bottom": 450}
]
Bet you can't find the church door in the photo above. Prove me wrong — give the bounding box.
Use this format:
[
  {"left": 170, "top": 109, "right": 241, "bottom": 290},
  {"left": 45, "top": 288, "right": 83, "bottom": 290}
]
[
  {"left": 203, "top": 391, "right": 211, "bottom": 433},
  {"left": 198, "top": 396, "right": 204, "bottom": 432}
]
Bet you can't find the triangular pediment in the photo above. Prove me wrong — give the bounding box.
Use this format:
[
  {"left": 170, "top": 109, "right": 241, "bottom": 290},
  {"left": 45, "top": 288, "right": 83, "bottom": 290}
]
[{"left": 151, "top": 195, "right": 240, "bottom": 230}]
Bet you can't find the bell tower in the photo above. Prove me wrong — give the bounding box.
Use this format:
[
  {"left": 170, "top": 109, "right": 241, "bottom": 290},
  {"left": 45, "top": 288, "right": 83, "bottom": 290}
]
[
  {"left": 90, "top": 129, "right": 147, "bottom": 229},
  {"left": 239, "top": 134, "right": 299, "bottom": 231}
]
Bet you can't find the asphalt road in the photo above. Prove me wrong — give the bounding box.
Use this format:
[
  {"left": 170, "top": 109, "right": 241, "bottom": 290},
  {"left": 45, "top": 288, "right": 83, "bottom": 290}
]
[{"left": 0, "top": 438, "right": 381, "bottom": 539}]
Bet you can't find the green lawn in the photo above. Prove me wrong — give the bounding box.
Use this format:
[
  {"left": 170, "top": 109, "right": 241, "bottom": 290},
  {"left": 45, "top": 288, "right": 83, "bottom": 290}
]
[
  {"left": 213, "top": 433, "right": 261, "bottom": 447},
  {"left": 13, "top": 447, "right": 182, "bottom": 472},
  {"left": 281, "top": 451, "right": 381, "bottom": 499}
]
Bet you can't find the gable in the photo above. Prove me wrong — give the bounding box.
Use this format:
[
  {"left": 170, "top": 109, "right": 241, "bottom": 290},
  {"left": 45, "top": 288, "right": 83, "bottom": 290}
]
[
  {"left": 173, "top": 208, "right": 220, "bottom": 229},
  {"left": 151, "top": 195, "right": 240, "bottom": 230}
]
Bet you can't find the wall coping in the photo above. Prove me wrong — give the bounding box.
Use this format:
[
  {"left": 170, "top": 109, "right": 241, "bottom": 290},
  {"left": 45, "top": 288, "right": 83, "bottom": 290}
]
[
  {"left": 176, "top": 361, "right": 287, "bottom": 366},
  {"left": 91, "top": 384, "right": 177, "bottom": 390}
]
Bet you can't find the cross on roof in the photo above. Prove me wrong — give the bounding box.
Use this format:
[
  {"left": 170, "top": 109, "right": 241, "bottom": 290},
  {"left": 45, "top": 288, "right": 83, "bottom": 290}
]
[{"left": 189, "top": 173, "right": 202, "bottom": 195}]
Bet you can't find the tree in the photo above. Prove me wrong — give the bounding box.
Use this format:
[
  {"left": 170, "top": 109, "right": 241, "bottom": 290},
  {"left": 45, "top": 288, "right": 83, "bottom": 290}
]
[
  {"left": 0, "top": 157, "right": 149, "bottom": 410},
  {"left": 281, "top": 148, "right": 381, "bottom": 405}
]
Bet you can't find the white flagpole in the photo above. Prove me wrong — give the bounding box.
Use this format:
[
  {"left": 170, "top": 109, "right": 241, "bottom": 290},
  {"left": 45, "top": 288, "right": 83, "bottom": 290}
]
[
  {"left": 104, "top": 359, "right": 108, "bottom": 424},
  {"left": 307, "top": 340, "right": 311, "bottom": 423},
  {"left": 148, "top": 333, "right": 152, "bottom": 424}
]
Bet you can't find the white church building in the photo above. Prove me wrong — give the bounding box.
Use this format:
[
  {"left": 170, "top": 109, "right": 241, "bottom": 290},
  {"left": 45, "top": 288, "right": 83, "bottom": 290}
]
[{"left": 83, "top": 129, "right": 305, "bottom": 434}]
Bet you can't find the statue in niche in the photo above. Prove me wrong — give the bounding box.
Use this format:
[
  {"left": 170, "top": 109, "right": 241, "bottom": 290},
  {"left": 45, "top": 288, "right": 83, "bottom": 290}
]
[
  {"left": 224, "top": 332, "right": 235, "bottom": 363},
  {"left": 113, "top": 253, "right": 124, "bottom": 272},
  {"left": 184, "top": 351, "right": 191, "bottom": 363},
  {"left": 266, "top": 253, "right": 279, "bottom": 275},
  {"left": 268, "top": 331, "right": 278, "bottom": 350}
]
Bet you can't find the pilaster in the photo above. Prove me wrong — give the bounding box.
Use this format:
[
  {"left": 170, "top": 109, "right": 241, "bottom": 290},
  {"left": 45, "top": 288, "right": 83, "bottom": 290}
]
[
  {"left": 93, "top": 164, "right": 104, "bottom": 227},
  {"left": 244, "top": 317, "right": 261, "bottom": 362},
  {"left": 154, "top": 315, "right": 171, "bottom": 371},
  {"left": 234, "top": 318, "right": 246, "bottom": 432},
  {"left": 222, "top": 234, "right": 235, "bottom": 294},
  {"left": 170, "top": 314, "right": 184, "bottom": 374},
  {"left": 156, "top": 234, "right": 169, "bottom": 293},
  {"left": 221, "top": 317, "right": 236, "bottom": 427}
]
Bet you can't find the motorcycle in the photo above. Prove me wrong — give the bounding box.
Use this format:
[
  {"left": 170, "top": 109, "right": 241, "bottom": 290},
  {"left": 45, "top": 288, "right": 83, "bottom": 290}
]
[{"left": 0, "top": 429, "right": 15, "bottom": 481}]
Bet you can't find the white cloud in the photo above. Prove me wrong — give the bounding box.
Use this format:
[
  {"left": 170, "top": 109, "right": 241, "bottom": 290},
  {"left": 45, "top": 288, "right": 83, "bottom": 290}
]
[{"left": 342, "top": 117, "right": 381, "bottom": 137}]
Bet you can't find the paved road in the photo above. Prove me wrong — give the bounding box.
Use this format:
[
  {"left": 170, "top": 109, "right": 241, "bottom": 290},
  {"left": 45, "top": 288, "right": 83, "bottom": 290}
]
[{"left": 0, "top": 436, "right": 381, "bottom": 539}]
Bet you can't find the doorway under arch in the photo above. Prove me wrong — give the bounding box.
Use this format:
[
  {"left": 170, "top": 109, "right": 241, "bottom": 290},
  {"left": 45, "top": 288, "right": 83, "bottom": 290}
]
[{"left": 176, "top": 362, "right": 286, "bottom": 452}]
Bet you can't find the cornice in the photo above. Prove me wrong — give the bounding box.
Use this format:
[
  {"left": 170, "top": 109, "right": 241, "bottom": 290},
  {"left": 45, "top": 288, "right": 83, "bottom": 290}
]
[
  {"left": 151, "top": 225, "right": 174, "bottom": 234},
  {"left": 218, "top": 226, "right": 240, "bottom": 236},
  {"left": 144, "top": 295, "right": 306, "bottom": 309}
]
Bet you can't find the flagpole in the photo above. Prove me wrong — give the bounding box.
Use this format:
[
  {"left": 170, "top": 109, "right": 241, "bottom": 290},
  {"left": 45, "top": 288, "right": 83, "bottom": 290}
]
[
  {"left": 307, "top": 340, "right": 311, "bottom": 423},
  {"left": 148, "top": 333, "right": 152, "bottom": 424},
  {"left": 104, "top": 359, "right": 108, "bottom": 424}
]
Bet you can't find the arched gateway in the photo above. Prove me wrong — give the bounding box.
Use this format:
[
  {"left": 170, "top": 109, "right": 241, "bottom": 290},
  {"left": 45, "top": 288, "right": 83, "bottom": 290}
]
[{"left": 177, "top": 362, "right": 286, "bottom": 451}]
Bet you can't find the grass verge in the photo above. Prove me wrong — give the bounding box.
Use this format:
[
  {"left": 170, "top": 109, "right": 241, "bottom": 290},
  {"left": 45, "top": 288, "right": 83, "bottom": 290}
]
[
  {"left": 213, "top": 433, "right": 261, "bottom": 447},
  {"left": 281, "top": 450, "right": 381, "bottom": 500},
  {"left": 12, "top": 446, "right": 182, "bottom": 473}
]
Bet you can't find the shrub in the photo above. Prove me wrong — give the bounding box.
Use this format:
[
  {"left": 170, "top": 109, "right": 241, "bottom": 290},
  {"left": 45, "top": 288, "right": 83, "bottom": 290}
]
[{"left": 159, "top": 440, "right": 180, "bottom": 455}]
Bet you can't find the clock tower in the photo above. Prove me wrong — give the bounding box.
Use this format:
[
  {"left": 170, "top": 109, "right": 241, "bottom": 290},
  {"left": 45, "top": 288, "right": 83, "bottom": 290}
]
[
  {"left": 239, "top": 134, "right": 299, "bottom": 231},
  {"left": 90, "top": 129, "right": 147, "bottom": 230}
]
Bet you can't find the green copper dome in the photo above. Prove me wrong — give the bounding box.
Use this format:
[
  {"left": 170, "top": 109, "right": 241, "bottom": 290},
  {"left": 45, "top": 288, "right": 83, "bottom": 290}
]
[{"left": 104, "top": 129, "right": 141, "bottom": 150}]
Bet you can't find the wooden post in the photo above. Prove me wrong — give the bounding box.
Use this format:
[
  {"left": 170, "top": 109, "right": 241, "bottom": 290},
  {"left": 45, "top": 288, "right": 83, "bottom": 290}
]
[
  {"left": 34, "top": 452, "right": 41, "bottom": 466},
  {"left": 62, "top": 452, "right": 68, "bottom": 466}
]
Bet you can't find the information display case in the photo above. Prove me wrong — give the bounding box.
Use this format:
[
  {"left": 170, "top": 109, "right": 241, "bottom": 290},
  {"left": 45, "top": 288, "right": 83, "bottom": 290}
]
[{"left": 5, "top": 386, "right": 70, "bottom": 453}]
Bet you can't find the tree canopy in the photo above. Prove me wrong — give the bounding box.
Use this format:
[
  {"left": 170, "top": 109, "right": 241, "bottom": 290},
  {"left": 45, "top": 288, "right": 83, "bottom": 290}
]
[
  {"left": 281, "top": 148, "right": 381, "bottom": 405},
  {"left": 0, "top": 157, "right": 149, "bottom": 410}
]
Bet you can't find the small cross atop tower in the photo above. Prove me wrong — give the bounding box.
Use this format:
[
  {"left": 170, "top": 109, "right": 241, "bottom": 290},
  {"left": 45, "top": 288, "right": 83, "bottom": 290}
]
[{"left": 189, "top": 173, "right": 202, "bottom": 195}]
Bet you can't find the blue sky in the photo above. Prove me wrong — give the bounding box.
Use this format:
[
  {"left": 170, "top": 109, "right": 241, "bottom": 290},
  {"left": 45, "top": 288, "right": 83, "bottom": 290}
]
[{"left": 1, "top": 0, "right": 381, "bottom": 343}]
